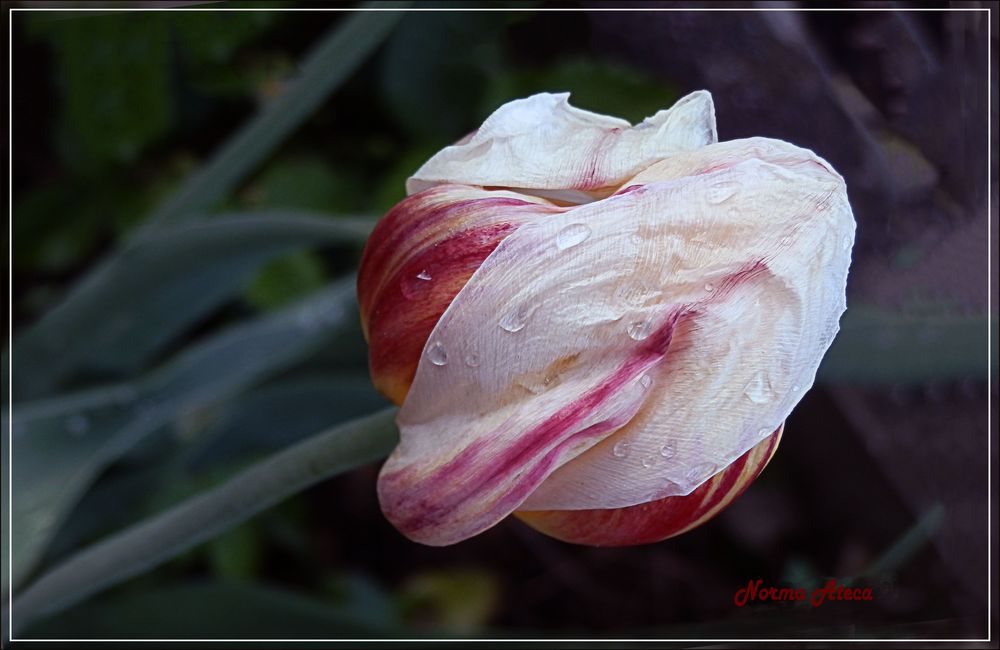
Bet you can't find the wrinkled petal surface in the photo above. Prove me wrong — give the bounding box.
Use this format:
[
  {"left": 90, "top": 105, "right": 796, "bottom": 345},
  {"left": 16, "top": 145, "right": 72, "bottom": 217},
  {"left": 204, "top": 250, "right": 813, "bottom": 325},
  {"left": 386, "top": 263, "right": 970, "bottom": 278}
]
[
  {"left": 377, "top": 133, "right": 854, "bottom": 545},
  {"left": 358, "top": 185, "right": 558, "bottom": 404},
  {"left": 517, "top": 424, "right": 783, "bottom": 546},
  {"left": 407, "top": 91, "right": 717, "bottom": 195}
]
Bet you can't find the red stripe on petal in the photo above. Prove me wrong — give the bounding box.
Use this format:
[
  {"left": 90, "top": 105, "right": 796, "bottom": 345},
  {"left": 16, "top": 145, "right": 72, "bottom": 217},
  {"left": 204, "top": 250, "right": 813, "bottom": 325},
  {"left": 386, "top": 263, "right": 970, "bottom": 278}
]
[
  {"left": 516, "top": 425, "right": 783, "bottom": 547},
  {"left": 359, "top": 190, "right": 554, "bottom": 403},
  {"left": 378, "top": 309, "right": 688, "bottom": 546}
]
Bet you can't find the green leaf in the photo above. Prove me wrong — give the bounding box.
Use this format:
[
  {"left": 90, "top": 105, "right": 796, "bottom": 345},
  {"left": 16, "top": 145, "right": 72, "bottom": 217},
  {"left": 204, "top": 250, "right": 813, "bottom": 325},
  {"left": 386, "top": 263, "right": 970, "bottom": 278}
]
[
  {"left": 186, "top": 373, "right": 388, "bottom": 471},
  {"left": 22, "top": 581, "right": 405, "bottom": 639},
  {"left": 11, "top": 408, "right": 398, "bottom": 635},
  {"left": 42, "top": 373, "right": 386, "bottom": 567},
  {"left": 6, "top": 278, "right": 358, "bottom": 593},
  {"left": 818, "top": 306, "right": 996, "bottom": 384},
  {"left": 13, "top": 212, "right": 374, "bottom": 399},
  {"left": 244, "top": 155, "right": 368, "bottom": 213},
  {"left": 140, "top": 5, "right": 406, "bottom": 233}
]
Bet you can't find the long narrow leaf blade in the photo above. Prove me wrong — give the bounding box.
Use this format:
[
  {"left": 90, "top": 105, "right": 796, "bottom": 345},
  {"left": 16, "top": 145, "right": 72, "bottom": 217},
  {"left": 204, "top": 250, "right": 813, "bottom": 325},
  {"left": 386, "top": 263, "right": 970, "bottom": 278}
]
[
  {"left": 7, "top": 277, "right": 359, "bottom": 592},
  {"left": 11, "top": 408, "right": 398, "bottom": 635},
  {"left": 140, "top": 6, "right": 406, "bottom": 232},
  {"left": 13, "top": 213, "right": 373, "bottom": 399}
]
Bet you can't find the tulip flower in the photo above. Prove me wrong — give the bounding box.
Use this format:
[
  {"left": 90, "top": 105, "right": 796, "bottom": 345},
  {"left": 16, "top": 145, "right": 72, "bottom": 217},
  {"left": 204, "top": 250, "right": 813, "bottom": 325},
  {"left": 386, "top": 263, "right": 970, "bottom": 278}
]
[{"left": 358, "top": 90, "right": 855, "bottom": 547}]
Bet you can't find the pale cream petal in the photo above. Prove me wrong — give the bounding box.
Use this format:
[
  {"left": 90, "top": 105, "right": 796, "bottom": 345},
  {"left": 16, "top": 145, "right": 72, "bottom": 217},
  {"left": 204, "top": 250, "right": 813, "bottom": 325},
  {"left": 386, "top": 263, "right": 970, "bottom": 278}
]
[
  {"left": 406, "top": 91, "right": 717, "bottom": 196},
  {"left": 384, "top": 137, "right": 853, "bottom": 539}
]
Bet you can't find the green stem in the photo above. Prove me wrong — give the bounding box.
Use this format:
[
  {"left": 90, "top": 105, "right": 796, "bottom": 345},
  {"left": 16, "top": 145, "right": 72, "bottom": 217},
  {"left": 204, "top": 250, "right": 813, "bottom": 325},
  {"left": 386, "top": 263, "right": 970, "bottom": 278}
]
[{"left": 11, "top": 408, "right": 398, "bottom": 636}]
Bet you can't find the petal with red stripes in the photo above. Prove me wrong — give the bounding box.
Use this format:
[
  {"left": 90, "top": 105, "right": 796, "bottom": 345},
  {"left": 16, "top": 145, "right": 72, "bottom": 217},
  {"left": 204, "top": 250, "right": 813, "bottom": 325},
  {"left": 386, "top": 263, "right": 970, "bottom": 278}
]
[{"left": 378, "top": 138, "right": 852, "bottom": 545}]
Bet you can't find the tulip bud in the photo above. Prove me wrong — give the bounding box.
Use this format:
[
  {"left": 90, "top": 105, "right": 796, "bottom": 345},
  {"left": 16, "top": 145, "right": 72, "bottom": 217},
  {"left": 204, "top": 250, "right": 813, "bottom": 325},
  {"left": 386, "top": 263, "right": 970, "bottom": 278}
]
[{"left": 358, "top": 91, "right": 854, "bottom": 547}]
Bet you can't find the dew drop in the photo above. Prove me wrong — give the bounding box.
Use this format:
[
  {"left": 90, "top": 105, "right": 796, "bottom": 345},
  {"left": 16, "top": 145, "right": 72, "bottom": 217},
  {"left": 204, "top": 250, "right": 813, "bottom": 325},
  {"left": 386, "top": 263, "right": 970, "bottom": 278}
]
[
  {"left": 639, "top": 374, "right": 652, "bottom": 389},
  {"left": 66, "top": 414, "right": 89, "bottom": 437},
  {"left": 426, "top": 341, "right": 448, "bottom": 366},
  {"left": 758, "top": 427, "right": 771, "bottom": 438},
  {"left": 706, "top": 180, "right": 740, "bottom": 204},
  {"left": 464, "top": 353, "right": 480, "bottom": 368},
  {"left": 743, "top": 370, "right": 773, "bottom": 404},
  {"left": 792, "top": 383, "right": 801, "bottom": 392},
  {"left": 626, "top": 320, "right": 653, "bottom": 341},
  {"left": 612, "top": 440, "right": 631, "bottom": 458},
  {"left": 704, "top": 282, "right": 714, "bottom": 292},
  {"left": 401, "top": 271, "right": 433, "bottom": 300},
  {"left": 555, "top": 223, "right": 592, "bottom": 250},
  {"left": 659, "top": 440, "right": 677, "bottom": 458},
  {"left": 641, "top": 455, "right": 657, "bottom": 469},
  {"left": 499, "top": 303, "right": 536, "bottom": 333}
]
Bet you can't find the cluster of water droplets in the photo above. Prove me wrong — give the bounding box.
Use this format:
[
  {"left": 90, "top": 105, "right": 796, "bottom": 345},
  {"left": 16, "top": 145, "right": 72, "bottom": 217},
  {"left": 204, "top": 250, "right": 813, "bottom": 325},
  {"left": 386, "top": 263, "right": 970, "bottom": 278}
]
[{"left": 425, "top": 341, "right": 482, "bottom": 369}]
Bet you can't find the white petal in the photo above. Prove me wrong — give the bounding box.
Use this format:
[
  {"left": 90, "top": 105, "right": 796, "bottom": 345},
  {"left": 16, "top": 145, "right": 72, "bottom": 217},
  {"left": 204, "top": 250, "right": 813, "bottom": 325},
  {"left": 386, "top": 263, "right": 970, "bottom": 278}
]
[
  {"left": 406, "top": 90, "right": 718, "bottom": 196},
  {"left": 395, "top": 138, "right": 853, "bottom": 521}
]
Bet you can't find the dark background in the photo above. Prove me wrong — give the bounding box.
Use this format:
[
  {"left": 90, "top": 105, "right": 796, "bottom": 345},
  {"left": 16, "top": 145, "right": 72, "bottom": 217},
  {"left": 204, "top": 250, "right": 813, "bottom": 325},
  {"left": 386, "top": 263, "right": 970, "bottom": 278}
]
[{"left": 7, "top": 2, "right": 997, "bottom": 641}]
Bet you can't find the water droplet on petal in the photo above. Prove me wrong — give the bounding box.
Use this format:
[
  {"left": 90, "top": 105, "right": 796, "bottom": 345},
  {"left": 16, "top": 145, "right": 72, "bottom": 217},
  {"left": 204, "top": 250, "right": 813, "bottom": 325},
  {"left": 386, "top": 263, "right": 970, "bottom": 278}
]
[
  {"left": 556, "top": 223, "right": 591, "bottom": 250},
  {"left": 426, "top": 341, "right": 448, "bottom": 366},
  {"left": 612, "top": 440, "right": 631, "bottom": 458},
  {"left": 401, "top": 270, "right": 434, "bottom": 300},
  {"left": 706, "top": 180, "right": 740, "bottom": 204},
  {"left": 639, "top": 374, "right": 652, "bottom": 389},
  {"left": 743, "top": 370, "right": 773, "bottom": 404},
  {"left": 704, "top": 282, "right": 714, "bottom": 292},
  {"left": 464, "top": 353, "right": 480, "bottom": 368},
  {"left": 499, "top": 303, "right": 536, "bottom": 333},
  {"left": 792, "top": 383, "right": 801, "bottom": 392},
  {"left": 659, "top": 441, "right": 677, "bottom": 458},
  {"left": 641, "top": 455, "right": 657, "bottom": 469},
  {"left": 626, "top": 320, "right": 653, "bottom": 341},
  {"left": 758, "top": 427, "right": 771, "bottom": 438},
  {"left": 66, "top": 414, "right": 89, "bottom": 437}
]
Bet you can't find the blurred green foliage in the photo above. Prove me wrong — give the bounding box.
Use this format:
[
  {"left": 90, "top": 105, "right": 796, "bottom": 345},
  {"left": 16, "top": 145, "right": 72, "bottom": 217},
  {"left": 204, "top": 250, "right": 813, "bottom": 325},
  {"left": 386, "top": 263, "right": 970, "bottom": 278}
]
[{"left": 27, "top": 12, "right": 278, "bottom": 169}]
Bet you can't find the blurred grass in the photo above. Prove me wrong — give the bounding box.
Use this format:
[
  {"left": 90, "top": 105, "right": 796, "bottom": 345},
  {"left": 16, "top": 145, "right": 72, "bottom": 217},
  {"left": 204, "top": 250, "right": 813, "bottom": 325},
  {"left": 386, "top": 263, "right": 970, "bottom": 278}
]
[
  {"left": 6, "top": 277, "right": 360, "bottom": 593},
  {"left": 11, "top": 408, "right": 398, "bottom": 635}
]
